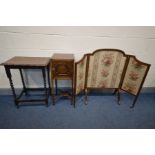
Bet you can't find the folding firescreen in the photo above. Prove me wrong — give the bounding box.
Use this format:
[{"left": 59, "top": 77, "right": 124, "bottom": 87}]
[{"left": 74, "top": 49, "right": 150, "bottom": 108}]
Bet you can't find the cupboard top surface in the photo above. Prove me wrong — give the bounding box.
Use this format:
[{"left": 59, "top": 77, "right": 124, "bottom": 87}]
[{"left": 52, "top": 53, "right": 74, "bottom": 61}]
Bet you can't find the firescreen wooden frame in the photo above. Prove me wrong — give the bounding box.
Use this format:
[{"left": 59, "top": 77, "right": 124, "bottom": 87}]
[
  {"left": 121, "top": 54, "right": 151, "bottom": 108},
  {"left": 74, "top": 49, "right": 151, "bottom": 108}
]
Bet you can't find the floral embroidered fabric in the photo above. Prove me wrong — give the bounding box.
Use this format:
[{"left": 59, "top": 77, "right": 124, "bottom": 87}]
[
  {"left": 75, "top": 56, "right": 87, "bottom": 94},
  {"left": 75, "top": 49, "right": 150, "bottom": 96},
  {"left": 87, "top": 51, "right": 127, "bottom": 88},
  {"left": 122, "top": 57, "right": 148, "bottom": 95}
]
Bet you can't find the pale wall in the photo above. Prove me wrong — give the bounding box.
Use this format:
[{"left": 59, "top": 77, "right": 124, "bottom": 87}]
[{"left": 0, "top": 26, "right": 155, "bottom": 88}]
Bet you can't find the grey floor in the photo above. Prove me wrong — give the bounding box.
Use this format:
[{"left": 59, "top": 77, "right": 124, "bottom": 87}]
[{"left": 0, "top": 93, "right": 155, "bottom": 129}]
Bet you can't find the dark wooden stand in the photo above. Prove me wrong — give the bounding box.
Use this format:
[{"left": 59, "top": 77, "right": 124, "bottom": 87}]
[
  {"left": 2, "top": 56, "right": 51, "bottom": 108},
  {"left": 51, "top": 53, "right": 74, "bottom": 106}
]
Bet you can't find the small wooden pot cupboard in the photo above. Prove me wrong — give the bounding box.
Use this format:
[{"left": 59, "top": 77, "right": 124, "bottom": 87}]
[{"left": 50, "top": 53, "right": 74, "bottom": 105}]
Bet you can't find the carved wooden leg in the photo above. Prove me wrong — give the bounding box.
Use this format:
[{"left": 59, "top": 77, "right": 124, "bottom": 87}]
[
  {"left": 5, "top": 66, "right": 18, "bottom": 107},
  {"left": 19, "top": 68, "right": 28, "bottom": 95},
  {"left": 42, "top": 68, "right": 48, "bottom": 106}
]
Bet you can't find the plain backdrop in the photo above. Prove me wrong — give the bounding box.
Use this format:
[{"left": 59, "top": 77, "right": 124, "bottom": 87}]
[{"left": 0, "top": 26, "right": 155, "bottom": 88}]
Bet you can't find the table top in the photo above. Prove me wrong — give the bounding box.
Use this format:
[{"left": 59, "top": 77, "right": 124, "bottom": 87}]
[
  {"left": 52, "top": 53, "right": 74, "bottom": 60},
  {"left": 1, "top": 56, "right": 50, "bottom": 67}
]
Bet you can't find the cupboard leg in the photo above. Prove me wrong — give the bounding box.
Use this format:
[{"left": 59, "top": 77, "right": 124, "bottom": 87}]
[
  {"left": 71, "top": 77, "right": 74, "bottom": 106},
  {"left": 51, "top": 79, "right": 55, "bottom": 105},
  {"left": 55, "top": 79, "right": 58, "bottom": 95},
  {"left": 42, "top": 68, "right": 48, "bottom": 106},
  {"left": 73, "top": 95, "right": 76, "bottom": 108}
]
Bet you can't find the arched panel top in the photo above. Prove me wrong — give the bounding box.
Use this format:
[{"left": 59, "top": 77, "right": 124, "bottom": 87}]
[
  {"left": 89, "top": 49, "right": 127, "bottom": 57},
  {"left": 121, "top": 55, "right": 151, "bottom": 95},
  {"left": 127, "top": 54, "right": 151, "bottom": 66},
  {"left": 87, "top": 49, "right": 128, "bottom": 88},
  {"left": 75, "top": 53, "right": 88, "bottom": 65}
]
